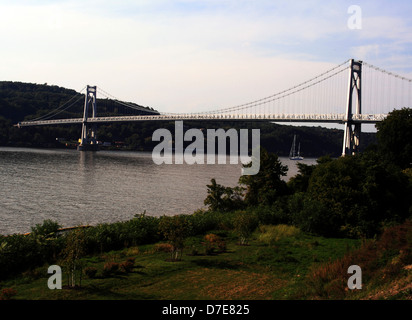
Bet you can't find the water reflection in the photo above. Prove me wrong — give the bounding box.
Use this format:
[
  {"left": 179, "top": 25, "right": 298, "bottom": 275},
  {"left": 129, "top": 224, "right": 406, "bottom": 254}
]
[{"left": 0, "top": 147, "right": 316, "bottom": 235}]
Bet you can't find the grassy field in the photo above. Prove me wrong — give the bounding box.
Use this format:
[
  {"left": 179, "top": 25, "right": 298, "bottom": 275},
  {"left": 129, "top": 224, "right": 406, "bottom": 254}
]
[{"left": 1, "top": 222, "right": 411, "bottom": 300}]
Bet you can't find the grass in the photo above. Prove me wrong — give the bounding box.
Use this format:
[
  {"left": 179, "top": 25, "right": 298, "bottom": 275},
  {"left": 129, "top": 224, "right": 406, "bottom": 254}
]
[
  {"left": 1, "top": 221, "right": 411, "bottom": 300},
  {"left": 0, "top": 229, "right": 357, "bottom": 300}
]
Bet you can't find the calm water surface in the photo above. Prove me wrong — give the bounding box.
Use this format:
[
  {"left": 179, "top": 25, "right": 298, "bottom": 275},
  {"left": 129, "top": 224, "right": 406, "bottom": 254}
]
[{"left": 0, "top": 147, "right": 316, "bottom": 235}]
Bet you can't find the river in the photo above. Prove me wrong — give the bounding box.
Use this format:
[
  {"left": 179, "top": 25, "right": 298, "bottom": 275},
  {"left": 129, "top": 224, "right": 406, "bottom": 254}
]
[{"left": 0, "top": 147, "right": 317, "bottom": 235}]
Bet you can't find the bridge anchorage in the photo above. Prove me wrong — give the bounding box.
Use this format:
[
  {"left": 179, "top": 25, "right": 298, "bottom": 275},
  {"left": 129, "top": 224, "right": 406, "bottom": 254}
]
[{"left": 78, "top": 85, "right": 99, "bottom": 151}]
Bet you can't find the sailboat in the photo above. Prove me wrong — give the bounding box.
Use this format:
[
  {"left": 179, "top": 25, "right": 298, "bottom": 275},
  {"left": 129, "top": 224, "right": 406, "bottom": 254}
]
[{"left": 289, "top": 134, "right": 304, "bottom": 160}]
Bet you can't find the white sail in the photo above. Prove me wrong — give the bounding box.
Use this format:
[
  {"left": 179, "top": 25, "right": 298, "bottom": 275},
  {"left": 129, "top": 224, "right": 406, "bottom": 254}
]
[{"left": 289, "top": 135, "right": 304, "bottom": 160}]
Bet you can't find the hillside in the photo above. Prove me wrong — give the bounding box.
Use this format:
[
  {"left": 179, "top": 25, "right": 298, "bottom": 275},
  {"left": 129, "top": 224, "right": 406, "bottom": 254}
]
[
  {"left": 0, "top": 217, "right": 410, "bottom": 301},
  {"left": 0, "top": 81, "right": 377, "bottom": 157}
]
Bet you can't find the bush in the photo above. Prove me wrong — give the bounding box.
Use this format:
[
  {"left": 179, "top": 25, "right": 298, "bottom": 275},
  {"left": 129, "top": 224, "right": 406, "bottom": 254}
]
[
  {"left": 304, "top": 220, "right": 412, "bottom": 299},
  {"left": 120, "top": 258, "right": 135, "bottom": 273},
  {"left": 189, "top": 209, "right": 220, "bottom": 235},
  {"left": 252, "top": 202, "right": 291, "bottom": 226},
  {"left": 102, "top": 262, "right": 119, "bottom": 277},
  {"left": 84, "top": 266, "right": 97, "bottom": 279},
  {"left": 30, "top": 219, "right": 61, "bottom": 237},
  {"left": 257, "top": 224, "right": 300, "bottom": 246},
  {"left": 84, "top": 213, "right": 161, "bottom": 254},
  {"left": 158, "top": 215, "right": 192, "bottom": 261},
  {"left": 292, "top": 197, "right": 340, "bottom": 237},
  {"left": 233, "top": 211, "right": 258, "bottom": 245},
  {"left": 0, "top": 234, "right": 46, "bottom": 280},
  {"left": 0, "top": 288, "right": 17, "bottom": 300},
  {"left": 203, "top": 234, "right": 226, "bottom": 255},
  {"left": 154, "top": 243, "right": 173, "bottom": 253},
  {"left": 300, "top": 154, "right": 411, "bottom": 238}
]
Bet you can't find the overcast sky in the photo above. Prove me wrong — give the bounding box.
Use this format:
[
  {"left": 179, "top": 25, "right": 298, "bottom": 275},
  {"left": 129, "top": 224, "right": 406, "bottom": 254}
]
[{"left": 1, "top": 0, "right": 412, "bottom": 117}]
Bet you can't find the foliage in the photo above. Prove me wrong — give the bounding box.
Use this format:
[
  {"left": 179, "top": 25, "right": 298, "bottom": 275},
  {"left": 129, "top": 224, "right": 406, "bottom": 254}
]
[
  {"left": 120, "top": 258, "right": 135, "bottom": 273},
  {"left": 204, "top": 178, "right": 244, "bottom": 212},
  {"left": 84, "top": 213, "right": 160, "bottom": 253},
  {"left": 257, "top": 225, "right": 301, "bottom": 246},
  {"left": 251, "top": 201, "right": 291, "bottom": 226},
  {"left": 84, "top": 266, "right": 98, "bottom": 279},
  {"left": 287, "top": 162, "right": 316, "bottom": 193},
  {"left": 233, "top": 211, "right": 258, "bottom": 245},
  {"left": 0, "top": 233, "right": 50, "bottom": 280},
  {"left": 158, "top": 215, "right": 192, "bottom": 261},
  {"left": 30, "top": 219, "right": 61, "bottom": 238},
  {"left": 154, "top": 243, "right": 174, "bottom": 253},
  {"left": 203, "top": 234, "right": 226, "bottom": 255},
  {"left": 239, "top": 148, "right": 289, "bottom": 206},
  {"left": 102, "top": 262, "right": 120, "bottom": 277},
  {"left": 60, "top": 228, "right": 87, "bottom": 287},
  {"left": 304, "top": 219, "right": 412, "bottom": 299},
  {"left": 0, "top": 288, "right": 17, "bottom": 300},
  {"left": 290, "top": 152, "right": 412, "bottom": 238},
  {"left": 376, "top": 107, "right": 412, "bottom": 169}
]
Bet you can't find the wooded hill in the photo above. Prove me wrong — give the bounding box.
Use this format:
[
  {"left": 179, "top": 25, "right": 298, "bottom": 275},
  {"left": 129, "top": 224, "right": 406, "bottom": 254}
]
[{"left": 0, "top": 81, "right": 376, "bottom": 157}]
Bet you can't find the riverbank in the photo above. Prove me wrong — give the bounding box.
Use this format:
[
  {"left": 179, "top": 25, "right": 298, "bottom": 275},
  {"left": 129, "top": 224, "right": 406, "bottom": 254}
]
[{"left": 1, "top": 213, "right": 411, "bottom": 300}]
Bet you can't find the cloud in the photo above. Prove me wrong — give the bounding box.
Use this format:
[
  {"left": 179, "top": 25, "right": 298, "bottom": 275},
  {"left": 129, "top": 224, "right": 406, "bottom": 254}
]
[{"left": 1, "top": 1, "right": 412, "bottom": 114}]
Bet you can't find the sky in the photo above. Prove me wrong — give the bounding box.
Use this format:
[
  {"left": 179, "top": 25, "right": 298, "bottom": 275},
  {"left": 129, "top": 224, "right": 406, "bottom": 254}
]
[{"left": 1, "top": 0, "right": 412, "bottom": 123}]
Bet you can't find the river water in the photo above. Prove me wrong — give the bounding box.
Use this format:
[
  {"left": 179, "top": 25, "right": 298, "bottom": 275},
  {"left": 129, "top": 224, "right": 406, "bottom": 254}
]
[{"left": 0, "top": 147, "right": 317, "bottom": 235}]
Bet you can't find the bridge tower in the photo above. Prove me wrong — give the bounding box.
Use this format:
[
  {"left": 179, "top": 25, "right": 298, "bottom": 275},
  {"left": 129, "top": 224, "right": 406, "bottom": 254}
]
[
  {"left": 342, "top": 59, "right": 362, "bottom": 156},
  {"left": 78, "top": 85, "right": 99, "bottom": 151}
]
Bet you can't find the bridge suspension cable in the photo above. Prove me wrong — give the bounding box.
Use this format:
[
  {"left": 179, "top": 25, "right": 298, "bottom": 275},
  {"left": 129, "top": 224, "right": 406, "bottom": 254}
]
[
  {"left": 96, "top": 86, "right": 160, "bottom": 114},
  {"left": 362, "top": 62, "right": 412, "bottom": 115},
  {"left": 29, "top": 86, "right": 87, "bottom": 121},
  {"left": 164, "top": 59, "right": 351, "bottom": 116},
  {"left": 17, "top": 58, "right": 408, "bottom": 129}
]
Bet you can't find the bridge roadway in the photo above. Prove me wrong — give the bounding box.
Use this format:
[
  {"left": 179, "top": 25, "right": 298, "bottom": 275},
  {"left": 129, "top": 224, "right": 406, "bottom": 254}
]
[{"left": 15, "top": 113, "right": 387, "bottom": 127}]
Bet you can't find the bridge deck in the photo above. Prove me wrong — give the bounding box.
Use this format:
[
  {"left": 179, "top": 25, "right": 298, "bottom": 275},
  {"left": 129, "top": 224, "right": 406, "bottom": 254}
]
[{"left": 15, "top": 113, "right": 387, "bottom": 127}]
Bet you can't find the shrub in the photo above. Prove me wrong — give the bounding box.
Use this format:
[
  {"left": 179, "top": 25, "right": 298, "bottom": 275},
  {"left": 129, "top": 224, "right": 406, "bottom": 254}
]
[
  {"left": 0, "top": 233, "right": 53, "bottom": 280},
  {"left": 30, "top": 219, "right": 61, "bottom": 237},
  {"left": 304, "top": 220, "right": 412, "bottom": 299},
  {"left": 84, "top": 213, "right": 161, "bottom": 254},
  {"left": 120, "top": 258, "right": 135, "bottom": 273},
  {"left": 233, "top": 211, "right": 258, "bottom": 245},
  {"left": 158, "top": 215, "right": 192, "bottom": 261},
  {"left": 301, "top": 154, "right": 412, "bottom": 238},
  {"left": 84, "top": 266, "right": 97, "bottom": 279},
  {"left": 102, "top": 262, "right": 119, "bottom": 277},
  {"left": 0, "top": 288, "right": 17, "bottom": 300},
  {"left": 203, "top": 234, "right": 226, "bottom": 255},
  {"left": 61, "top": 228, "right": 87, "bottom": 288},
  {"left": 258, "top": 224, "right": 300, "bottom": 246},
  {"left": 252, "top": 203, "right": 291, "bottom": 226},
  {"left": 155, "top": 243, "right": 173, "bottom": 253}
]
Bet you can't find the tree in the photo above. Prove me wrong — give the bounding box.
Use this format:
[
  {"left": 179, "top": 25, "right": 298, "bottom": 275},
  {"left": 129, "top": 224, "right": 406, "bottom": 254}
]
[
  {"left": 204, "top": 178, "right": 244, "bottom": 212},
  {"left": 233, "top": 211, "right": 258, "bottom": 245},
  {"left": 158, "top": 215, "right": 191, "bottom": 261},
  {"left": 376, "top": 107, "right": 412, "bottom": 169},
  {"left": 30, "top": 219, "right": 61, "bottom": 238},
  {"left": 300, "top": 153, "right": 411, "bottom": 238},
  {"left": 61, "top": 228, "right": 87, "bottom": 288},
  {"left": 287, "top": 162, "right": 316, "bottom": 193},
  {"left": 239, "top": 148, "right": 288, "bottom": 206},
  {"left": 204, "top": 179, "right": 226, "bottom": 212}
]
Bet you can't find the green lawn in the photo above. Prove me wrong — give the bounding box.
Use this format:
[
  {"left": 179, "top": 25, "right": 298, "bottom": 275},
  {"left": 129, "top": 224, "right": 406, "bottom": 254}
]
[{"left": 1, "top": 229, "right": 362, "bottom": 300}]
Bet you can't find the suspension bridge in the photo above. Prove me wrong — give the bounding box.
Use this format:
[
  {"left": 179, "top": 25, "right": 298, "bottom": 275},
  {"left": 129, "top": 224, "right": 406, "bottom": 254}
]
[{"left": 15, "top": 59, "right": 412, "bottom": 156}]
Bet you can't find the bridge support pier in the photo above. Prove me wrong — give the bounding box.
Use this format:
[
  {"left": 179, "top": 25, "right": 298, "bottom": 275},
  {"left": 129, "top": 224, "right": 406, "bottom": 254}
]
[
  {"left": 78, "top": 85, "right": 99, "bottom": 151},
  {"left": 342, "top": 59, "right": 362, "bottom": 156}
]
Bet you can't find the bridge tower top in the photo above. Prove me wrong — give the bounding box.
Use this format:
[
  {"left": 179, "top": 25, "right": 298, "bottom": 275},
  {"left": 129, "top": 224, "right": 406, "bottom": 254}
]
[
  {"left": 342, "top": 59, "right": 362, "bottom": 156},
  {"left": 79, "top": 85, "right": 98, "bottom": 150}
]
